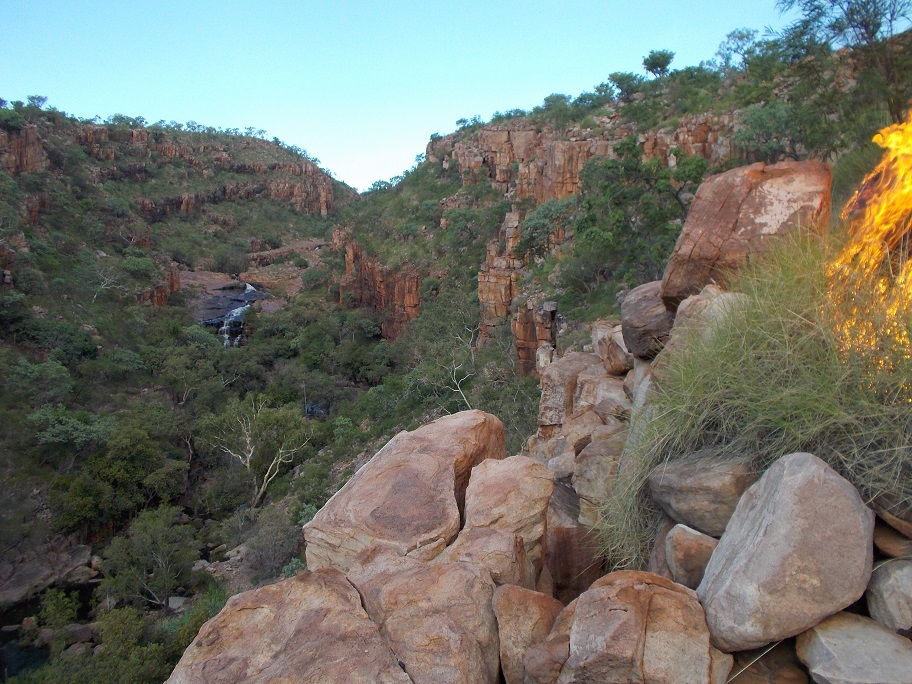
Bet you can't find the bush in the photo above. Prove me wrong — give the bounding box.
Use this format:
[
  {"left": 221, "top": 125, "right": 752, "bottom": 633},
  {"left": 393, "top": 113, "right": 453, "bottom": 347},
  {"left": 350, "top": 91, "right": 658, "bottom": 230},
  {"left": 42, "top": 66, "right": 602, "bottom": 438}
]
[{"left": 597, "top": 232, "right": 912, "bottom": 569}]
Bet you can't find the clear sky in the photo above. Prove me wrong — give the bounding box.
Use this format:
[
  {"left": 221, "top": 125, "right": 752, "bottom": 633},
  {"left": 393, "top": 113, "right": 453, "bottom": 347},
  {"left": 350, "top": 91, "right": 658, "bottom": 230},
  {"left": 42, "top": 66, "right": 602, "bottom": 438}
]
[{"left": 2, "top": 1, "right": 793, "bottom": 191}]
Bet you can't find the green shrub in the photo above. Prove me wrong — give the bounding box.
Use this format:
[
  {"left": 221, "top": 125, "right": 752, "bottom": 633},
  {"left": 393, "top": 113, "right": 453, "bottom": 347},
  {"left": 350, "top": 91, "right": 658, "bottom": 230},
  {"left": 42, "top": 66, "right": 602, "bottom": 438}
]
[{"left": 598, "top": 231, "right": 912, "bottom": 569}]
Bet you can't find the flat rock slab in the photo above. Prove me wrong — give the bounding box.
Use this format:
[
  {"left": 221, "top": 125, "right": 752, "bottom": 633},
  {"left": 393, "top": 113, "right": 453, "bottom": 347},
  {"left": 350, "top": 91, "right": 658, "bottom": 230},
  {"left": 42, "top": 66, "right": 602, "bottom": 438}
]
[
  {"left": 698, "top": 452, "right": 874, "bottom": 652},
  {"left": 648, "top": 454, "right": 758, "bottom": 537},
  {"left": 796, "top": 612, "right": 912, "bottom": 684},
  {"left": 304, "top": 410, "right": 505, "bottom": 575},
  {"left": 166, "top": 568, "right": 411, "bottom": 684},
  {"left": 661, "top": 160, "right": 831, "bottom": 307}
]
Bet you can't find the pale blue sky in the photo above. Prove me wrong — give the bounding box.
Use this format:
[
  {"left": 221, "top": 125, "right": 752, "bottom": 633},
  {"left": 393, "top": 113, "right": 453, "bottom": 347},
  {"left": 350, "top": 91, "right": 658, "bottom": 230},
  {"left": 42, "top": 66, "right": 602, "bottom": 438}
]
[{"left": 2, "top": 1, "right": 792, "bottom": 190}]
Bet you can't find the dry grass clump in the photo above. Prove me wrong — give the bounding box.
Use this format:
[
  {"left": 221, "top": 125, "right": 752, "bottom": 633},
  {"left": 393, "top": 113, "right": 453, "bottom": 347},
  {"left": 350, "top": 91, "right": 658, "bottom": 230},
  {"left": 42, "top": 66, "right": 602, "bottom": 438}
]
[{"left": 598, "top": 231, "right": 912, "bottom": 570}]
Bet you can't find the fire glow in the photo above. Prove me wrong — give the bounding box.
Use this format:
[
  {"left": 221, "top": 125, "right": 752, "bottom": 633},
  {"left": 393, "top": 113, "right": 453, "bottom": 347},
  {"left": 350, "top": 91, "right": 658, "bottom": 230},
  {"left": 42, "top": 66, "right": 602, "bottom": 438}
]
[{"left": 830, "top": 112, "right": 912, "bottom": 381}]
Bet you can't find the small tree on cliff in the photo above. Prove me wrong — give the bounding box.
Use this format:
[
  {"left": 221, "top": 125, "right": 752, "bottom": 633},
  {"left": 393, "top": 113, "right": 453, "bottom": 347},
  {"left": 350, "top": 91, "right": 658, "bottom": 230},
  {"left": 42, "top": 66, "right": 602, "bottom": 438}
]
[
  {"left": 202, "top": 394, "right": 312, "bottom": 508},
  {"left": 643, "top": 49, "right": 675, "bottom": 78}
]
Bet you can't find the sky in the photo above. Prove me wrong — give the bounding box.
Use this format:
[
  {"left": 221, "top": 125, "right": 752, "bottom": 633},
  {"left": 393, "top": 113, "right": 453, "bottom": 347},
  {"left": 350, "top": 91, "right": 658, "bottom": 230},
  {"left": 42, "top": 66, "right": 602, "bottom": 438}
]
[{"left": 2, "top": 1, "right": 794, "bottom": 191}]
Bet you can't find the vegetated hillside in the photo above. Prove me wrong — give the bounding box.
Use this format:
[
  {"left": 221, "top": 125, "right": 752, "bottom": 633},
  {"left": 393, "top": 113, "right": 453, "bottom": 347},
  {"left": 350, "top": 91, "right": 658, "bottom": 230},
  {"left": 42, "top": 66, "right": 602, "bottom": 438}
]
[{"left": 3, "top": 12, "right": 910, "bottom": 682}]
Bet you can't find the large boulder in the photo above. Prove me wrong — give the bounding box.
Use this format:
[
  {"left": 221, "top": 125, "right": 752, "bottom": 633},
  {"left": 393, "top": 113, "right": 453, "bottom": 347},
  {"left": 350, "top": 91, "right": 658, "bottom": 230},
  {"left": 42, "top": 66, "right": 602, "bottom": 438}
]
[
  {"left": 493, "top": 585, "right": 564, "bottom": 684},
  {"left": 304, "top": 410, "right": 505, "bottom": 574},
  {"left": 867, "top": 558, "right": 912, "bottom": 633},
  {"left": 648, "top": 453, "right": 758, "bottom": 537},
  {"left": 697, "top": 452, "right": 874, "bottom": 652},
  {"left": 359, "top": 561, "right": 500, "bottom": 684},
  {"left": 523, "top": 600, "right": 578, "bottom": 684},
  {"left": 462, "top": 455, "right": 554, "bottom": 571},
  {"left": 166, "top": 568, "right": 411, "bottom": 684},
  {"left": 796, "top": 612, "right": 912, "bottom": 684},
  {"left": 661, "top": 160, "right": 831, "bottom": 307},
  {"left": 533, "top": 571, "right": 732, "bottom": 684},
  {"left": 620, "top": 280, "right": 676, "bottom": 359}
]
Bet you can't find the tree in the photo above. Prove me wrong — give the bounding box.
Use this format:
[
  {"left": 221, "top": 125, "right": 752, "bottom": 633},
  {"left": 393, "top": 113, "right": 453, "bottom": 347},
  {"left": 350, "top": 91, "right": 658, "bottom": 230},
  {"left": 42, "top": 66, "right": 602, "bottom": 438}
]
[
  {"left": 567, "top": 136, "right": 708, "bottom": 289},
  {"left": 609, "top": 72, "right": 646, "bottom": 101},
  {"left": 643, "top": 49, "right": 675, "bottom": 78},
  {"left": 203, "top": 394, "right": 312, "bottom": 508},
  {"left": 99, "top": 505, "right": 200, "bottom": 608},
  {"left": 716, "top": 28, "right": 761, "bottom": 71},
  {"left": 777, "top": 0, "right": 912, "bottom": 122}
]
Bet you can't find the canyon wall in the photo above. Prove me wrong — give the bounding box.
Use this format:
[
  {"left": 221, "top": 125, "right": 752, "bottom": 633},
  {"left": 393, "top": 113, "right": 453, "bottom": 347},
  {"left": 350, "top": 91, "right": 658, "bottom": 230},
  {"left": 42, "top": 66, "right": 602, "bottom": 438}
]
[
  {"left": 435, "top": 112, "right": 736, "bottom": 373},
  {"left": 332, "top": 229, "right": 423, "bottom": 339},
  {"left": 2, "top": 122, "right": 336, "bottom": 220},
  {"left": 427, "top": 112, "right": 735, "bottom": 203}
]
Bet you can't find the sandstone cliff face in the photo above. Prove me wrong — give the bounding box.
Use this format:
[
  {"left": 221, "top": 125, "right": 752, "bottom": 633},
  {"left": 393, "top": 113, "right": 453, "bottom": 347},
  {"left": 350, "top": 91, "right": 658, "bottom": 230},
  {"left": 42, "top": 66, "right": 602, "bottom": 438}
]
[
  {"left": 7, "top": 121, "right": 337, "bottom": 223},
  {"left": 477, "top": 210, "right": 560, "bottom": 375},
  {"left": 333, "top": 229, "right": 423, "bottom": 338},
  {"left": 428, "top": 112, "right": 734, "bottom": 203},
  {"left": 0, "top": 125, "right": 49, "bottom": 175}
]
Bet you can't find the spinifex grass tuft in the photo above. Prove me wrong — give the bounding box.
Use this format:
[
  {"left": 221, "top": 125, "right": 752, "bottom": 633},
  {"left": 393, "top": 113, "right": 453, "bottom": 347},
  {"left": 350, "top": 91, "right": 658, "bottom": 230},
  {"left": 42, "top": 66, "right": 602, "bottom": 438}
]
[{"left": 598, "top": 230, "right": 912, "bottom": 569}]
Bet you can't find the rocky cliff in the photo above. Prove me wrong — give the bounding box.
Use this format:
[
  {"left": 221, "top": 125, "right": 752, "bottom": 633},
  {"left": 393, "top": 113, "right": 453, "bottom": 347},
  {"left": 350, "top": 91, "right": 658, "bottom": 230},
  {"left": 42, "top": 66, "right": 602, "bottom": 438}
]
[
  {"left": 2, "top": 120, "right": 338, "bottom": 225},
  {"left": 333, "top": 229, "right": 424, "bottom": 338},
  {"left": 449, "top": 112, "right": 736, "bottom": 374},
  {"left": 427, "top": 112, "right": 735, "bottom": 203},
  {"left": 0, "top": 124, "right": 49, "bottom": 175}
]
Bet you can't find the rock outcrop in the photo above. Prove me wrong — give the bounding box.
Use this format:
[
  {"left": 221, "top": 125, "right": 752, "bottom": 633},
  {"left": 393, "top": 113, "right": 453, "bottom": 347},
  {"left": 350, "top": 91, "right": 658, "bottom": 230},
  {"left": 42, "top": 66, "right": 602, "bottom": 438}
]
[
  {"left": 0, "top": 125, "right": 48, "bottom": 175},
  {"left": 333, "top": 230, "right": 423, "bottom": 338},
  {"left": 304, "top": 410, "right": 506, "bottom": 575},
  {"left": 661, "top": 160, "right": 832, "bottom": 307},
  {"left": 427, "top": 113, "right": 735, "bottom": 203},
  {"left": 166, "top": 568, "right": 411, "bottom": 684}
]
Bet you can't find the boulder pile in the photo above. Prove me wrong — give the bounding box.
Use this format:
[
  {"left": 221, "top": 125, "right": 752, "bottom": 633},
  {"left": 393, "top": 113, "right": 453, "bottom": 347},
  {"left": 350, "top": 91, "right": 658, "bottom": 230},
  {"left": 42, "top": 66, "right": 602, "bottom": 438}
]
[{"left": 168, "top": 161, "right": 912, "bottom": 682}]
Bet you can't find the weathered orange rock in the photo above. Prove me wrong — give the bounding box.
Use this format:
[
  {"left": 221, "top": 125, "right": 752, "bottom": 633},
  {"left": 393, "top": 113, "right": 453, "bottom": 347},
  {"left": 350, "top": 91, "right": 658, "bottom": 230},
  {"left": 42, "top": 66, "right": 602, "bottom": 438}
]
[
  {"left": 874, "top": 519, "right": 912, "bottom": 557},
  {"left": 665, "top": 524, "right": 718, "bottom": 589},
  {"left": 538, "top": 571, "right": 732, "bottom": 683},
  {"left": 661, "top": 161, "right": 832, "bottom": 307},
  {"left": 523, "top": 599, "right": 578, "bottom": 684},
  {"left": 493, "top": 585, "right": 564, "bottom": 684},
  {"left": 337, "top": 232, "right": 423, "bottom": 338},
  {"left": 166, "top": 568, "right": 411, "bottom": 684},
  {"left": 359, "top": 561, "right": 500, "bottom": 684},
  {"left": 462, "top": 455, "right": 554, "bottom": 571},
  {"left": 304, "top": 410, "right": 506, "bottom": 576},
  {"left": 428, "top": 113, "right": 735, "bottom": 204},
  {"left": 433, "top": 527, "right": 533, "bottom": 588},
  {"left": 0, "top": 125, "right": 48, "bottom": 175}
]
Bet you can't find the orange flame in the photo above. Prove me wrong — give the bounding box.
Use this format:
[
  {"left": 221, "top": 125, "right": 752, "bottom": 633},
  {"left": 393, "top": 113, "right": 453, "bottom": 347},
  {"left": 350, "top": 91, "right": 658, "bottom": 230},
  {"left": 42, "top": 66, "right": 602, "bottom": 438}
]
[{"left": 831, "top": 112, "right": 912, "bottom": 383}]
